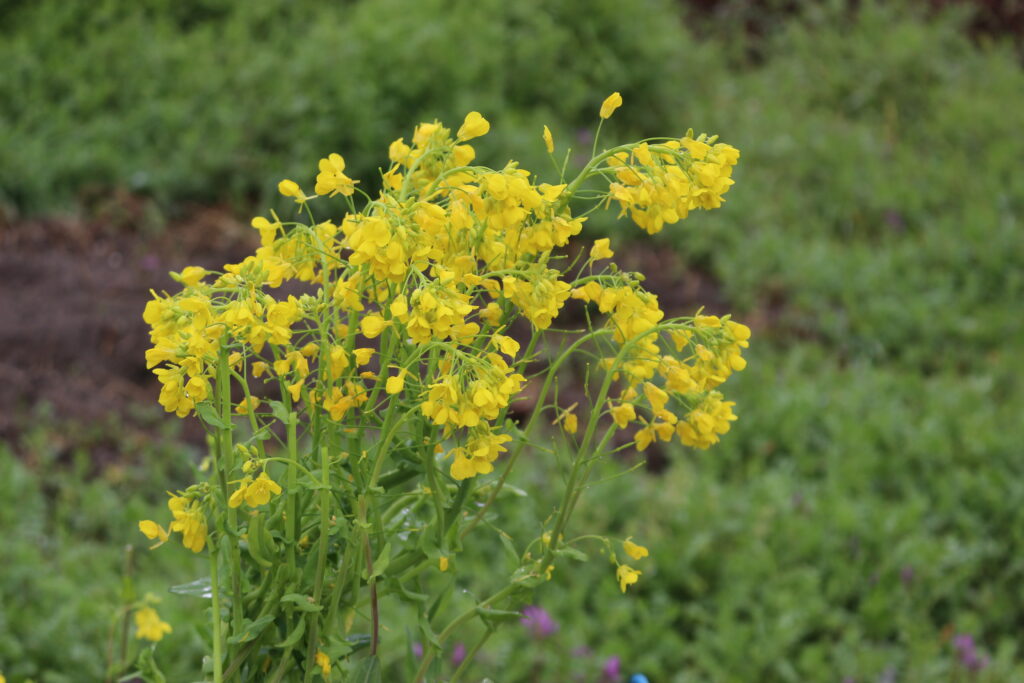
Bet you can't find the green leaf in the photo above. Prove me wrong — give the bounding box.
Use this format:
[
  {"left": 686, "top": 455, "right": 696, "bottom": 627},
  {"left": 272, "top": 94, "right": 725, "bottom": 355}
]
[
  {"left": 348, "top": 655, "right": 381, "bottom": 683},
  {"left": 195, "top": 402, "right": 229, "bottom": 429},
  {"left": 344, "top": 633, "right": 373, "bottom": 653},
  {"left": 388, "top": 576, "right": 428, "bottom": 604},
  {"left": 280, "top": 593, "right": 322, "bottom": 612},
  {"left": 267, "top": 400, "right": 291, "bottom": 425},
  {"left": 226, "top": 613, "right": 276, "bottom": 644},
  {"left": 168, "top": 577, "right": 212, "bottom": 598},
  {"left": 556, "top": 546, "right": 589, "bottom": 562},
  {"left": 475, "top": 606, "right": 523, "bottom": 624},
  {"left": 369, "top": 542, "right": 392, "bottom": 579},
  {"left": 274, "top": 617, "right": 306, "bottom": 649}
]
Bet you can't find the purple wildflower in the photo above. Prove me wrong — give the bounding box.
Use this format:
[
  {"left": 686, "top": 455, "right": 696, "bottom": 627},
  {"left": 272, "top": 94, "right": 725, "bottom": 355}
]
[
  {"left": 520, "top": 605, "right": 558, "bottom": 639},
  {"left": 953, "top": 634, "right": 988, "bottom": 671},
  {"left": 411, "top": 641, "right": 423, "bottom": 658},
  {"left": 602, "top": 655, "right": 621, "bottom": 681},
  {"left": 451, "top": 642, "right": 467, "bottom": 667}
]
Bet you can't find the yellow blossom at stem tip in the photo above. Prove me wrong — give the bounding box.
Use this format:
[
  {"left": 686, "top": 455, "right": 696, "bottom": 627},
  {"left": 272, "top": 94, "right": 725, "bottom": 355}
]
[
  {"left": 277, "top": 179, "right": 305, "bottom": 203},
  {"left": 616, "top": 564, "right": 642, "bottom": 592},
  {"left": 542, "top": 125, "right": 554, "bottom": 154},
  {"left": 457, "top": 111, "right": 490, "bottom": 141},
  {"left": 134, "top": 606, "right": 172, "bottom": 642},
  {"left": 600, "top": 92, "right": 623, "bottom": 119},
  {"left": 590, "top": 238, "right": 614, "bottom": 261},
  {"left": 623, "top": 537, "right": 649, "bottom": 560},
  {"left": 138, "top": 520, "right": 169, "bottom": 549}
]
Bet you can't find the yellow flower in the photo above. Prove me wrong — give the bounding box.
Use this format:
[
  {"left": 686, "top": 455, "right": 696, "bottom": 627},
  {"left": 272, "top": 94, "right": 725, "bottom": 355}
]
[
  {"left": 251, "top": 215, "right": 280, "bottom": 247},
  {"left": 168, "top": 495, "right": 207, "bottom": 553},
  {"left": 134, "top": 606, "right": 172, "bottom": 642},
  {"left": 315, "top": 153, "right": 359, "bottom": 197},
  {"left": 609, "top": 402, "right": 636, "bottom": 429},
  {"left": 388, "top": 137, "right": 411, "bottom": 163},
  {"left": 277, "top": 179, "right": 305, "bottom": 203},
  {"left": 315, "top": 651, "right": 331, "bottom": 677},
  {"left": 600, "top": 92, "right": 623, "bottom": 119},
  {"left": 542, "top": 125, "right": 554, "bottom": 154},
  {"left": 623, "top": 537, "right": 649, "bottom": 560},
  {"left": 457, "top": 111, "right": 490, "bottom": 141},
  {"left": 246, "top": 472, "right": 283, "bottom": 507},
  {"left": 385, "top": 368, "right": 407, "bottom": 395},
  {"left": 493, "top": 334, "right": 520, "bottom": 357},
  {"left": 235, "top": 396, "right": 260, "bottom": 415},
  {"left": 563, "top": 411, "right": 578, "bottom": 435},
  {"left": 138, "top": 520, "right": 169, "bottom": 549},
  {"left": 590, "top": 238, "right": 614, "bottom": 261},
  {"left": 360, "top": 313, "right": 388, "bottom": 339},
  {"left": 228, "top": 476, "right": 252, "bottom": 508},
  {"left": 176, "top": 266, "right": 207, "bottom": 288},
  {"left": 616, "top": 564, "right": 642, "bottom": 592},
  {"left": 439, "top": 556, "right": 449, "bottom": 572},
  {"left": 353, "top": 348, "right": 375, "bottom": 366}
]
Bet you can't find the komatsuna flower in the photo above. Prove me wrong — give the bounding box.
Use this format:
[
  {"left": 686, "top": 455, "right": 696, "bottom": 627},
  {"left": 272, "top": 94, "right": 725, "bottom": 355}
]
[
  {"left": 616, "top": 564, "right": 642, "bottom": 592},
  {"left": 600, "top": 91, "right": 623, "bottom": 119},
  {"left": 623, "top": 537, "right": 649, "bottom": 560},
  {"left": 134, "top": 606, "right": 172, "bottom": 642}
]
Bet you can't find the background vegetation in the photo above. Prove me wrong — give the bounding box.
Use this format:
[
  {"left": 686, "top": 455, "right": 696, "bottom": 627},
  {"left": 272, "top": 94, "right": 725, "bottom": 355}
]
[{"left": 2, "top": 0, "right": 1022, "bottom": 681}]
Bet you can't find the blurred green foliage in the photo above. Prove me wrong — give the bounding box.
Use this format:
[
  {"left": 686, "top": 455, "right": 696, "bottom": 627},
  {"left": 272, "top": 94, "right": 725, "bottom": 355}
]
[
  {"left": 1, "top": 0, "right": 1022, "bottom": 681},
  {"left": 0, "top": 0, "right": 693, "bottom": 215},
  {"left": 0, "top": 417, "right": 204, "bottom": 682}
]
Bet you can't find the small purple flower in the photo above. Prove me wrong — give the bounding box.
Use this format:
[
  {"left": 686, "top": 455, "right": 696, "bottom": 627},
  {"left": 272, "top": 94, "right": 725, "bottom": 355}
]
[
  {"left": 451, "top": 642, "right": 467, "bottom": 667},
  {"left": 602, "top": 656, "right": 621, "bottom": 681},
  {"left": 520, "top": 605, "right": 558, "bottom": 639},
  {"left": 411, "top": 641, "right": 423, "bottom": 658},
  {"left": 953, "top": 633, "right": 988, "bottom": 671}
]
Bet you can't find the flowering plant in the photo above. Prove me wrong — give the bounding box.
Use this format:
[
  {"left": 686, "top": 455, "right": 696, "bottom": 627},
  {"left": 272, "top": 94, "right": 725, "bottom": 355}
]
[{"left": 138, "top": 93, "right": 748, "bottom": 681}]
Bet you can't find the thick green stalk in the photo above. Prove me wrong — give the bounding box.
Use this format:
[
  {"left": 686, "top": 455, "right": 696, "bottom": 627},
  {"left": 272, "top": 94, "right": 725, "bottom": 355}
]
[
  {"left": 216, "top": 352, "right": 245, "bottom": 652},
  {"left": 208, "top": 541, "right": 224, "bottom": 683}
]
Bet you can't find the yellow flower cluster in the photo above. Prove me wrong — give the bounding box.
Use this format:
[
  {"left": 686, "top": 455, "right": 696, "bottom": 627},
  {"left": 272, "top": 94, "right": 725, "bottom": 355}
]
[
  {"left": 616, "top": 537, "right": 649, "bottom": 592},
  {"left": 142, "top": 103, "right": 746, "bottom": 499},
  {"left": 134, "top": 605, "right": 173, "bottom": 642},
  {"left": 140, "top": 495, "right": 207, "bottom": 554},
  {"left": 607, "top": 136, "right": 740, "bottom": 235}
]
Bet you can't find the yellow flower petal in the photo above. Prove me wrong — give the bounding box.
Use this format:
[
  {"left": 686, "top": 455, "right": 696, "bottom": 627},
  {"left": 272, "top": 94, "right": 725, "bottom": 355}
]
[{"left": 600, "top": 92, "right": 623, "bottom": 119}]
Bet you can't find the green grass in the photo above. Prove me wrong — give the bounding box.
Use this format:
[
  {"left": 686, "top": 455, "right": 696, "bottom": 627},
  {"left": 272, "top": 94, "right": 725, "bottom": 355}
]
[
  {"left": 0, "top": 0, "right": 694, "bottom": 217},
  {"left": 0, "top": 416, "right": 205, "bottom": 682}
]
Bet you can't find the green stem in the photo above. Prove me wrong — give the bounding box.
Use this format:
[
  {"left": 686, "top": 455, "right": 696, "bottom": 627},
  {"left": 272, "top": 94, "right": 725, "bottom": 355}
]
[
  {"left": 461, "top": 328, "right": 612, "bottom": 539},
  {"left": 209, "top": 541, "right": 224, "bottom": 683},
  {"left": 303, "top": 446, "right": 334, "bottom": 681},
  {"left": 449, "top": 628, "right": 494, "bottom": 683},
  {"left": 216, "top": 352, "right": 245, "bottom": 660},
  {"left": 412, "top": 583, "right": 518, "bottom": 683}
]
